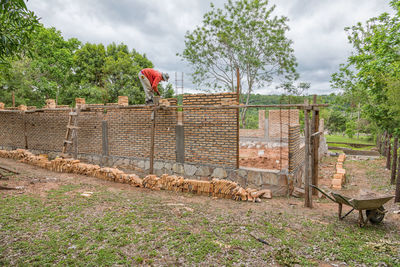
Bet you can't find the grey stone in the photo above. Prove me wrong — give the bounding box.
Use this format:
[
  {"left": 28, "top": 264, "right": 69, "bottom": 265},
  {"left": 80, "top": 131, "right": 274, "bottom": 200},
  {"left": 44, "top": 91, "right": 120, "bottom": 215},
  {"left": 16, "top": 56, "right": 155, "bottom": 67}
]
[
  {"left": 195, "top": 166, "right": 211, "bottom": 177},
  {"left": 164, "top": 162, "right": 172, "bottom": 171},
  {"left": 237, "top": 169, "right": 247, "bottom": 178},
  {"left": 92, "top": 155, "right": 101, "bottom": 165},
  {"left": 122, "top": 158, "right": 130, "bottom": 166},
  {"left": 172, "top": 163, "right": 184, "bottom": 174},
  {"left": 145, "top": 161, "right": 150, "bottom": 170},
  {"left": 184, "top": 164, "right": 197, "bottom": 176},
  {"left": 137, "top": 160, "right": 145, "bottom": 169},
  {"left": 211, "top": 168, "right": 227, "bottom": 179},
  {"left": 155, "top": 168, "right": 164, "bottom": 176},
  {"left": 247, "top": 171, "right": 262, "bottom": 187},
  {"left": 261, "top": 171, "right": 279, "bottom": 186},
  {"left": 154, "top": 161, "right": 164, "bottom": 170}
]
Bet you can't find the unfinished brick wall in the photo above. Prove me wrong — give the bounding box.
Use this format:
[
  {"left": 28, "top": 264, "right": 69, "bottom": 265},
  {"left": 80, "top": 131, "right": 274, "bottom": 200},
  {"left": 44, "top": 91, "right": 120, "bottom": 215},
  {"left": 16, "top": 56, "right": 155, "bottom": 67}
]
[
  {"left": 0, "top": 95, "right": 239, "bottom": 168},
  {"left": 239, "top": 110, "right": 265, "bottom": 138},
  {"left": 288, "top": 124, "right": 305, "bottom": 173},
  {"left": 268, "top": 109, "right": 299, "bottom": 139},
  {"left": 183, "top": 93, "right": 238, "bottom": 167},
  {"left": 0, "top": 112, "right": 25, "bottom": 148}
]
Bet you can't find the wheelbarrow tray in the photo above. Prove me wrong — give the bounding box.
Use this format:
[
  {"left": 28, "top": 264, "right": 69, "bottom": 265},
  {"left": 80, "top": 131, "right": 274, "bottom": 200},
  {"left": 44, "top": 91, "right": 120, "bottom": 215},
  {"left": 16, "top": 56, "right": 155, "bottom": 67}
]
[{"left": 330, "top": 192, "right": 394, "bottom": 210}]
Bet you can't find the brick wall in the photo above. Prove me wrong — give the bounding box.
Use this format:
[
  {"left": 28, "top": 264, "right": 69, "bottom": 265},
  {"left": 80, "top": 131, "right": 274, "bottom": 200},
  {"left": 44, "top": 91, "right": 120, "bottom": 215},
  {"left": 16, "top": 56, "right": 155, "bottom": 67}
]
[
  {"left": 0, "top": 112, "right": 25, "bottom": 148},
  {"left": 268, "top": 109, "right": 299, "bottom": 139},
  {"left": 183, "top": 93, "right": 238, "bottom": 167},
  {"left": 239, "top": 110, "right": 265, "bottom": 138},
  {"left": 288, "top": 124, "right": 305, "bottom": 173},
  {"left": 0, "top": 95, "right": 238, "bottom": 167}
]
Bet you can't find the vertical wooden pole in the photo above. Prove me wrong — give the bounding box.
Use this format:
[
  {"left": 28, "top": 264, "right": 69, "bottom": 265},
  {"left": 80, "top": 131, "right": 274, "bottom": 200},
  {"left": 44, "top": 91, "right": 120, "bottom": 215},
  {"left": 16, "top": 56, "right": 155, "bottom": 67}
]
[
  {"left": 304, "top": 100, "right": 312, "bottom": 208},
  {"left": 12, "top": 91, "right": 15, "bottom": 107},
  {"left": 149, "top": 97, "right": 159, "bottom": 174},
  {"left": 236, "top": 67, "right": 240, "bottom": 169},
  {"left": 73, "top": 107, "right": 80, "bottom": 159},
  {"left": 312, "top": 95, "right": 319, "bottom": 195},
  {"left": 395, "top": 153, "right": 400, "bottom": 202},
  {"left": 391, "top": 136, "right": 398, "bottom": 185},
  {"left": 386, "top": 133, "right": 392, "bottom": 170}
]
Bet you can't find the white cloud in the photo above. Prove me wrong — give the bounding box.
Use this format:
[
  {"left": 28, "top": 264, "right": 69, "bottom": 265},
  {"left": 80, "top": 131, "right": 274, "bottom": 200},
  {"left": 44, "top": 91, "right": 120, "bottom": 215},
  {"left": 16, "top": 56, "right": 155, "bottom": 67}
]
[{"left": 27, "top": 0, "right": 394, "bottom": 95}]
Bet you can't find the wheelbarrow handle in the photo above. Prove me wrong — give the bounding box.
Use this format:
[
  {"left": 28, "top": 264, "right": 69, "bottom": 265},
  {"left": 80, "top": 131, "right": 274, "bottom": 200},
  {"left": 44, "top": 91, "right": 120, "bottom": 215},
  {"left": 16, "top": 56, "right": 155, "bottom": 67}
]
[{"left": 309, "top": 184, "right": 337, "bottom": 203}]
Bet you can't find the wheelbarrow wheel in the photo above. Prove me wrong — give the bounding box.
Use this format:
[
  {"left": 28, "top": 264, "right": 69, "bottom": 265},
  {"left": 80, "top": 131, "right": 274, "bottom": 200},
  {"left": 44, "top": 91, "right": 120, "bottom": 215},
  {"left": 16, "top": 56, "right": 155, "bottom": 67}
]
[{"left": 366, "top": 207, "right": 385, "bottom": 224}]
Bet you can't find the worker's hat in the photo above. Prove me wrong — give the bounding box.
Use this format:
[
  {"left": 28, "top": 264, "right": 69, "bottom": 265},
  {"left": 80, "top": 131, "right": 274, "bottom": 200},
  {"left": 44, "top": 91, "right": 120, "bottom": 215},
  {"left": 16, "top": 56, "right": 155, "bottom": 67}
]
[{"left": 162, "top": 73, "right": 169, "bottom": 81}]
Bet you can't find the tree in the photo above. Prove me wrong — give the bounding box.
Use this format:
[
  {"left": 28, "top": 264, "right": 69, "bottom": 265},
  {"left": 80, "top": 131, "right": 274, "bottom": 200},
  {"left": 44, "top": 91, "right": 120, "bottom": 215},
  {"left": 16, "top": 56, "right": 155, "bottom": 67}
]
[
  {"left": 0, "top": 0, "right": 39, "bottom": 61},
  {"left": 179, "top": 0, "right": 298, "bottom": 127},
  {"left": 331, "top": 0, "right": 400, "bottom": 201}
]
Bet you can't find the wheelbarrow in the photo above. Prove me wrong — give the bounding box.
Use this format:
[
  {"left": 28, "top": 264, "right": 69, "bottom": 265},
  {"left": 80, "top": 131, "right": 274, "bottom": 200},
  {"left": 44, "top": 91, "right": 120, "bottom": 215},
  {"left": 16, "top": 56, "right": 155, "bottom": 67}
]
[{"left": 310, "top": 185, "right": 394, "bottom": 227}]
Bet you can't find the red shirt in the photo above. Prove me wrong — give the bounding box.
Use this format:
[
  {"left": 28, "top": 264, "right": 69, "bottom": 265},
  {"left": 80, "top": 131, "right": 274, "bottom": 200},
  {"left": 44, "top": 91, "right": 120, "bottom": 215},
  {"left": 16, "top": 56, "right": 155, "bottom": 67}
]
[{"left": 141, "top": 68, "right": 162, "bottom": 94}]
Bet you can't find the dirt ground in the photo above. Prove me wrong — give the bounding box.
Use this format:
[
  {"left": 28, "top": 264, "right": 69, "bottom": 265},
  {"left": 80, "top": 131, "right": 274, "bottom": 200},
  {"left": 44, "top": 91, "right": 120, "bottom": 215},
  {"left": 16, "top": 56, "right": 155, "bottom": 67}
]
[
  {"left": 0, "top": 156, "right": 399, "bottom": 266},
  {"left": 239, "top": 147, "right": 288, "bottom": 170}
]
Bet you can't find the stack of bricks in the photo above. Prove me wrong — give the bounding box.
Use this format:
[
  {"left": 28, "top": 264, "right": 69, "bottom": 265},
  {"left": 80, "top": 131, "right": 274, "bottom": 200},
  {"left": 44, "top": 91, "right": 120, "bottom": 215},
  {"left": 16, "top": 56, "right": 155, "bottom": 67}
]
[
  {"left": 0, "top": 102, "right": 4, "bottom": 110},
  {"left": 75, "top": 98, "right": 86, "bottom": 108},
  {"left": 0, "top": 148, "right": 271, "bottom": 203},
  {"left": 183, "top": 93, "right": 238, "bottom": 167},
  {"left": 118, "top": 96, "right": 129, "bottom": 106},
  {"left": 45, "top": 99, "right": 56, "bottom": 109},
  {"left": 332, "top": 153, "right": 346, "bottom": 189}
]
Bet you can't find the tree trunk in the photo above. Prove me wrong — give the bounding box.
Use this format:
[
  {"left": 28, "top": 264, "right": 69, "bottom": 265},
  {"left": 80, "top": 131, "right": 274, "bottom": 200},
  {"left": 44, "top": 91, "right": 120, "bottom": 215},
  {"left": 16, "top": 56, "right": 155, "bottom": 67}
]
[
  {"left": 391, "top": 137, "right": 398, "bottom": 185},
  {"left": 383, "top": 131, "right": 388, "bottom": 155},
  {"left": 240, "top": 90, "right": 251, "bottom": 129},
  {"left": 395, "top": 153, "right": 400, "bottom": 202},
  {"left": 386, "top": 133, "right": 392, "bottom": 170},
  {"left": 376, "top": 132, "right": 381, "bottom": 151}
]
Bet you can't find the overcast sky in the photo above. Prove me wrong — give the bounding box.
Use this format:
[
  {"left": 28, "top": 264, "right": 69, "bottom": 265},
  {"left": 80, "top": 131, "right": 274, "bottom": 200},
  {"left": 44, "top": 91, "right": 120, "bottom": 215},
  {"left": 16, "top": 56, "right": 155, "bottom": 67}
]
[{"left": 27, "top": 0, "right": 393, "bottom": 95}]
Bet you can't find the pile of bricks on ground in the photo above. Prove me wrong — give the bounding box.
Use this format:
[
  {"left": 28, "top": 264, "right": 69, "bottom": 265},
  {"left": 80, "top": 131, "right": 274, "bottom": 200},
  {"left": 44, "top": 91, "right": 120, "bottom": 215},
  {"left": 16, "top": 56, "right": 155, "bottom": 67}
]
[
  {"left": 0, "top": 149, "right": 271, "bottom": 202},
  {"left": 331, "top": 153, "right": 346, "bottom": 190}
]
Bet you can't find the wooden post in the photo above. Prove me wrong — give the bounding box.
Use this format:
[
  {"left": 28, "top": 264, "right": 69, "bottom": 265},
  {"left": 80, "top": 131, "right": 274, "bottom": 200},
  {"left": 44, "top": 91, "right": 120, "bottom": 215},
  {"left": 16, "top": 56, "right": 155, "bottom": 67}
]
[
  {"left": 12, "top": 91, "right": 15, "bottom": 107},
  {"left": 236, "top": 67, "right": 240, "bottom": 169},
  {"left": 102, "top": 121, "right": 109, "bottom": 157},
  {"left": 395, "top": 153, "right": 400, "bottom": 202},
  {"left": 386, "top": 133, "right": 392, "bottom": 170},
  {"left": 304, "top": 100, "right": 312, "bottom": 208},
  {"left": 312, "top": 95, "right": 319, "bottom": 195},
  {"left": 149, "top": 97, "right": 159, "bottom": 174},
  {"left": 391, "top": 136, "right": 398, "bottom": 185},
  {"left": 73, "top": 107, "right": 80, "bottom": 159}
]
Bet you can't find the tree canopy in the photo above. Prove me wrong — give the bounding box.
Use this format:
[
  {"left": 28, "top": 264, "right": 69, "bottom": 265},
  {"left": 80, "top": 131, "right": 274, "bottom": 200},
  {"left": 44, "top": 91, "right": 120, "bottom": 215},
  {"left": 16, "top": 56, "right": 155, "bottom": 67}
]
[
  {"left": 179, "top": 0, "right": 298, "bottom": 126},
  {"left": 0, "top": 25, "right": 162, "bottom": 107},
  {"left": 0, "top": 0, "right": 39, "bottom": 61},
  {"left": 331, "top": 0, "right": 400, "bottom": 135}
]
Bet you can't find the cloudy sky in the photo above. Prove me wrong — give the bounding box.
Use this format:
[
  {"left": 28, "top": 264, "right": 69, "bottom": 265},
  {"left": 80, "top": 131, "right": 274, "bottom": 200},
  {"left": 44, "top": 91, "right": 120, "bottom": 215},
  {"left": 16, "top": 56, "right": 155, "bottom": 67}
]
[{"left": 27, "top": 0, "right": 393, "bottom": 95}]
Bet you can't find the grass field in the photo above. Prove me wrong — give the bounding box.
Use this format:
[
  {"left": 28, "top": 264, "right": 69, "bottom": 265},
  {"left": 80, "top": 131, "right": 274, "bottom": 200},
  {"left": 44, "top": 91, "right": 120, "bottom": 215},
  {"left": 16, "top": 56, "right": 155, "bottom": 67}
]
[
  {"left": 325, "top": 134, "right": 374, "bottom": 145},
  {"left": 0, "top": 157, "right": 399, "bottom": 266}
]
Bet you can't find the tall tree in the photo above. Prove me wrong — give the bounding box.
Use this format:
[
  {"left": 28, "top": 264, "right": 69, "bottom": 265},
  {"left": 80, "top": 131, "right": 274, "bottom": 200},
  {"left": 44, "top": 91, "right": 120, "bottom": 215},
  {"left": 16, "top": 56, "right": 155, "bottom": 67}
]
[
  {"left": 179, "top": 0, "right": 298, "bottom": 126},
  {"left": 0, "top": 0, "right": 39, "bottom": 61}
]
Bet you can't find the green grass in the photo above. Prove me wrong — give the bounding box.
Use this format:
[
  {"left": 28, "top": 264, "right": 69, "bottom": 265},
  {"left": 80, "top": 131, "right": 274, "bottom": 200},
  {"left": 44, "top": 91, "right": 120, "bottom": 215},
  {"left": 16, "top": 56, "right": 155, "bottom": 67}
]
[
  {"left": 326, "top": 134, "right": 374, "bottom": 145},
  {"left": 0, "top": 164, "right": 399, "bottom": 266},
  {"left": 328, "top": 143, "right": 375, "bottom": 151}
]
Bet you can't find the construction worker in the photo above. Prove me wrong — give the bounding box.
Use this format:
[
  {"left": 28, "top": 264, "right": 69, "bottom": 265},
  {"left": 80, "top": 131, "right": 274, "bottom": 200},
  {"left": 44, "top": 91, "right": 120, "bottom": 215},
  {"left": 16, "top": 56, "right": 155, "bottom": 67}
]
[{"left": 138, "top": 68, "right": 169, "bottom": 104}]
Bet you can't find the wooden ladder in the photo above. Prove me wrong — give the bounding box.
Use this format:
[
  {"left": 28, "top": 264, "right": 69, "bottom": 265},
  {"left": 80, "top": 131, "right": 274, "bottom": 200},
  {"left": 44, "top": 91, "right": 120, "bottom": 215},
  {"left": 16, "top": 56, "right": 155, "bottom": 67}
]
[{"left": 62, "top": 107, "right": 80, "bottom": 158}]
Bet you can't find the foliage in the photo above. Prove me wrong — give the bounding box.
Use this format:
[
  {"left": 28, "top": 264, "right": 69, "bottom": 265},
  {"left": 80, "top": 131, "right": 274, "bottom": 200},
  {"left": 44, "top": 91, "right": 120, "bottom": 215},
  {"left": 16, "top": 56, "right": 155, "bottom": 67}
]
[
  {"left": 0, "top": 25, "right": 158, "bottom": 107},
  {"left": 345, "top": 121, "right": 356, "bottom": 138},
  {"left": 0, "top": 0, "right": 39, "bottom": 61},
  {"left": 179, "top": 0, "right": 298, "bottom": 127},
  {"left": 331, "top": 0, "right": 400, "bottom": 135}
]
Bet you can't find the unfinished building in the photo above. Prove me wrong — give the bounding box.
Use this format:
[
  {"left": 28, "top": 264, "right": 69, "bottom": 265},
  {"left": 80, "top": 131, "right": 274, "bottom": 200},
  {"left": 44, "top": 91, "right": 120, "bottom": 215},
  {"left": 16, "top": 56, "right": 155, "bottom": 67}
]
[{"left": 0, "top": 93, "right": 324, "bottom": 196}]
